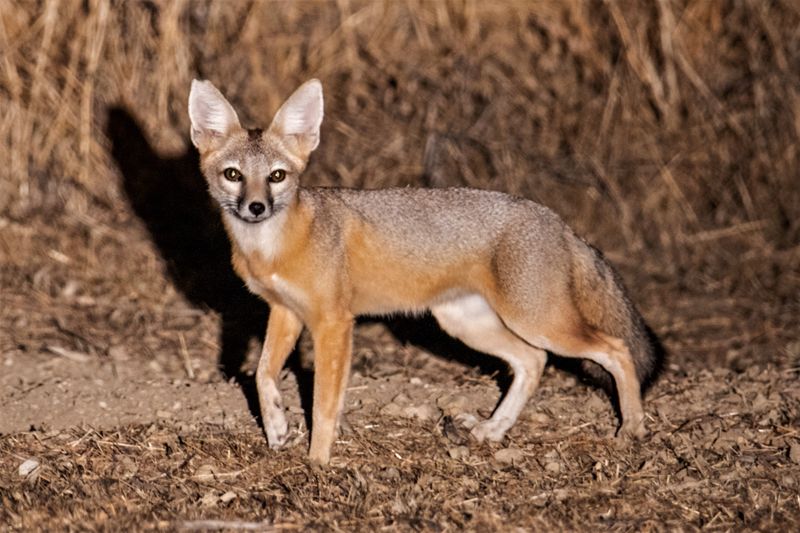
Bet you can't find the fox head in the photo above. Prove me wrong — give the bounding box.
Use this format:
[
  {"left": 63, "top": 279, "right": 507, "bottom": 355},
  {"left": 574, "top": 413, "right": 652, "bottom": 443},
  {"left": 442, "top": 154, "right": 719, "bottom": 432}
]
[{"left": 188, "top": 79, "right": 323, "bottom": 224}]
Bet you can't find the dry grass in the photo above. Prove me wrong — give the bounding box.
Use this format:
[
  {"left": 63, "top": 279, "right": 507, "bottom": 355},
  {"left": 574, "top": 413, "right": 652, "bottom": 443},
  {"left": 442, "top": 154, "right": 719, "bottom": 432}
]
[
  {"left": 3, "top": 1, "right": 799, "bottom": 238},
  {"left": 1, "top": 0, "right": 799, "bottom": 530}
]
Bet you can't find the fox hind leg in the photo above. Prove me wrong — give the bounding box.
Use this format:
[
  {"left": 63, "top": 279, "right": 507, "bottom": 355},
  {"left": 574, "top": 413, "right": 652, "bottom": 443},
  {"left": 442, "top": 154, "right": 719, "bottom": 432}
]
[
  {"left": 431, "top": 295, "right": 547, "bottom": 442},
  {"left": 582, "top": 331, "right": 647, "bottom": 439},
  {"left": 505, "top": 314, "right": 647, "bottom": 439}
]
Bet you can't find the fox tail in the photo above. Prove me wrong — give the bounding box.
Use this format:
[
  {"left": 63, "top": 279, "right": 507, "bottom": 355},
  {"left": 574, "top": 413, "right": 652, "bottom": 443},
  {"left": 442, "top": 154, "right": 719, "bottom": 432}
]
[{"left": 567, "top": 232, "right": 663, "bottom": 390}]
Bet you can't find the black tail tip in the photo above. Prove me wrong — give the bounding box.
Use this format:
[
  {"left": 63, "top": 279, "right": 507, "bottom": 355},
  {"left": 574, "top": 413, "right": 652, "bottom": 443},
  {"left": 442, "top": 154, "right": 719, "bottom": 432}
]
[{"left": 639, "top": 323, "right": 666, "bottom": 391}]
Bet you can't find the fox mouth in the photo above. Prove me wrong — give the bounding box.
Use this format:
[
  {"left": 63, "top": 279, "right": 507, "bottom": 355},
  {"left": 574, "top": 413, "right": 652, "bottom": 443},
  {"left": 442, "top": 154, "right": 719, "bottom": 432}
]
[
  {"left": 221, "top": 200, "right": 285, "bottom": 224},
  {"left": 230, "top": 210, "right": 269, "bottom": 224}
]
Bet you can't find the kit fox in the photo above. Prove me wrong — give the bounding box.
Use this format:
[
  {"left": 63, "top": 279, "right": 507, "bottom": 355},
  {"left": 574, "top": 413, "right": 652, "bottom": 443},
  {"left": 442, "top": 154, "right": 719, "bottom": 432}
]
[{"left": 188, "top": 79, "right": 658, "bottom": 465}]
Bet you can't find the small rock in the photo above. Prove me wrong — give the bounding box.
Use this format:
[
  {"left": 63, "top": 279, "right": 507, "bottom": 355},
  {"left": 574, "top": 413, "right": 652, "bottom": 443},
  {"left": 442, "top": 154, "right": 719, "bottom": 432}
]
[
  {"left": 752, "top": 392, "right": 769, "bottom": 412},
  {"left": 18, "top": 459, "right": 40, "bottom": 478},
  {"left": 76, "top": 295, "right": 95, "bottom": 306},
  {"left": 409, "top": 377, "right": 423, "bottom": 386},
  {"left": 193, "top": 464, "right": 218, "bottom": 481},
  {"left": 380, "top": 402, "right": 404, "bottom": 418},
  {"left": 789, "top": 443, "right": 800, "bottom": 464},
  {"left": 347, "top": 398, "right": 363, "bottom": 411},
  {"left": 392, "top": 392, "right": 412, "bottom": 405},
  {"left": 562, "top": 376, "right": 578, "bottom": 388},
  {"left": 402, "top": 404, "right": 440, "bottom": 422},
  {"left": 381, "top": 467, "right": 401, "bottom": 481},
  {"left": 530, "top": 492, "right": 549, "bottom": 507},
  {"left": 220, "top": 491, "right": 237, "bottom": 504},
  {"left": 529, "top": 412, "right": 551, "bottom": 426},
  {"left": 494, "top": 447, "right": 525, "bottom": 465},
  {"left": 156, "top": 410, "right": 172, "bottom": 419},
  {"left": 586, "top": 394, "right": 607, "bottom": 412},
  {"left": 552, "top": 488, "right": 570, "bottom": 501},
  {"left": 108, "top": 345, "right": 129, "bottom": 361},
  {"left": 712, "top": 367, "right": 730, "bottom": 377},
  {"left": 112, "top": 456, "right": 138, "bottom": 480},
  {"left": 201, "top": 490, "right": 219, "bottom": 507},
  {"left": 712, "top": 431, "right": 738, "bottom": 452},
  {"left": 448, "top": 446, "right": 470, "bottom": 460},
  {"left": 545, "top": 461, "right": 562, "bottom": 474},
  {"left": 437, "top": 394, "right": 469, "bottom": 416}
]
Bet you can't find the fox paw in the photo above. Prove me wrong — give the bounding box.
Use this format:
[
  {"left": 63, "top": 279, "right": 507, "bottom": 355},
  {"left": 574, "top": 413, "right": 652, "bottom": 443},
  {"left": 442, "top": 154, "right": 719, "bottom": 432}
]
[
  {"left": 617, "top": 418, "right": 648, "bottom": 440},
  {"left": 264, "top": 408, "right": 289, "bottom": 449},
  {"left": 470, "top": 419, "right": 509, "bottom": 443}
]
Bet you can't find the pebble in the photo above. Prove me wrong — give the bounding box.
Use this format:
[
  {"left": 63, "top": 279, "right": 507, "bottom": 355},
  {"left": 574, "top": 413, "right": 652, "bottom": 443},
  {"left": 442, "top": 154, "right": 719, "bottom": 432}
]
[
  {"left": 201, "top": 491, "right": 219, "bottom": 507},
  {"left": 561, "top": 376, "right": 578, "bottom": 388},
  {"left": 107, "top": 345, "right": 129, "bottom": 361},
  {"left": 448, "top": 446, "right": 470, "bottom": 460},
  {"left": 392, "top": 392, "right": 411, "bottom": 405},
  {"left": 18, "top": 459, "right": 40, "bottom": 477},
  {"left": 789, "top": 443, "right": 800, "bottom": 464},
  {"left": 401, "top": 404, "right": 440, "bottom": 422},
  {"left": 382, "top": 467, "right": 401, "bottom": 480},
  {"left": 545, "top": 461, "right": 562, "bottom": 474},
  {"left": 529, "top": 412, "right": 551, "bottom": 426},
  {"left": 585, "top": 394, "right": 607, "bottom": 412},
  {"left": 193, "top": 464, "right": 218, "bottom": 481},
  {"left": 494, "top": 447, "right": 524, "bottom": 465},
  {"left": 112, "top": 456, "right": 138, "bottom": 480},
  {"left": 752, "top": 392, "right": 769, "bottom": 412},
  {"left": 380, "top": 402, "right": 404, "bottom": 418},
  {"left": 552, "top": 488, "right": 570, "bottom": 501},
  {"left": 436, "top": 394, "right": 469, "bottom": 416}
]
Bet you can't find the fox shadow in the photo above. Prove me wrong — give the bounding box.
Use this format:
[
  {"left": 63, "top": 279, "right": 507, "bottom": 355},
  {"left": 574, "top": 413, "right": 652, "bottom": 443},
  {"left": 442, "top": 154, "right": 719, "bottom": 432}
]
[{"left": 107, "top": 107, "right": 277, "bottom": 420}]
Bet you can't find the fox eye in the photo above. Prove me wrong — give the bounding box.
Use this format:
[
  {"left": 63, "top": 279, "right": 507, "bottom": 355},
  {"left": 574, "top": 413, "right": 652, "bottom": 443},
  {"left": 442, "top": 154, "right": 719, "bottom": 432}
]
[
  {"left": 223, "top": 168, "right": 242, "bottom": 182},
  {"left": 269, "top": 169, "right": 286, "bottom": 183}
]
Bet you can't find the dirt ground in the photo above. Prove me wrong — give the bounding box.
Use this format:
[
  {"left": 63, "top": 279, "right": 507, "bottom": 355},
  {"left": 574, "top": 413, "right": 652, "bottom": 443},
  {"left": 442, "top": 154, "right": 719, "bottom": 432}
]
[
  {"left": 1, "top": 210, "right": 799, "bottom": 531},
  {"left": 2, "top": 1, "right": 800, "bottom": 531}
]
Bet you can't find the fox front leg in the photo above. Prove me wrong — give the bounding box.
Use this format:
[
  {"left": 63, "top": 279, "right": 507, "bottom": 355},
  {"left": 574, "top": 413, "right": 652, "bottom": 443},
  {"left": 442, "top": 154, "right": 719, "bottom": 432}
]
[
  {"left": 256, "top": 304, "right": 303, "bottom": 449},
  {"left": 308, "top": 315, "right": 354, "bottom": 465}
]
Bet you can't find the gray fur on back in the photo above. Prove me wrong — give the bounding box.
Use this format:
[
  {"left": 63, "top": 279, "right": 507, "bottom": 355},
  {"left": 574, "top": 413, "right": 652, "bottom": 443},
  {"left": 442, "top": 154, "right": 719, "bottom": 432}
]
[{"left": 301, "top": 186, "right": 567, "bottom": 263}]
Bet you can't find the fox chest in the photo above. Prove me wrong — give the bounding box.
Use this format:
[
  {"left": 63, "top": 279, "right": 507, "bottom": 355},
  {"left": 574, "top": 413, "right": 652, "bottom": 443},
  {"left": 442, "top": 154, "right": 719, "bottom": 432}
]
[
  {"left": 233, "top": 253, "right": 309, "bottom": 314},
  {"left": 243, "top": 271, "right": 308, "bottom": 312}
]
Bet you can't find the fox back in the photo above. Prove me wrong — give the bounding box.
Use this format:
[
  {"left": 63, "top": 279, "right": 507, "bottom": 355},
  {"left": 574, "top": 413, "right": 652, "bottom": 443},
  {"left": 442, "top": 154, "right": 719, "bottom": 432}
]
[{"left": 188, "top": 79, "right": 660, "bottom": 465}]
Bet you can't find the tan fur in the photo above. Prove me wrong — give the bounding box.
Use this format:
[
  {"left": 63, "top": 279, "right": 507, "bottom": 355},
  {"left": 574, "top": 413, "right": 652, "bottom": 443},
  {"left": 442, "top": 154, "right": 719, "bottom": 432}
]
[{"left": 188, "top": 79, "right": 658, "bottom": 464}]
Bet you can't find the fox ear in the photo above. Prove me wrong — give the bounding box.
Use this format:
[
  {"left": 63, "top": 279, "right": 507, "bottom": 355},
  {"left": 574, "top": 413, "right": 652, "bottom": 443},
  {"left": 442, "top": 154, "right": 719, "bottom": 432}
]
[
  {"left": 269, "top": 79, "right": 323, "bottom": 156},
  {"left": 188, "top": 79, "right": 240, "bottom": 151}
]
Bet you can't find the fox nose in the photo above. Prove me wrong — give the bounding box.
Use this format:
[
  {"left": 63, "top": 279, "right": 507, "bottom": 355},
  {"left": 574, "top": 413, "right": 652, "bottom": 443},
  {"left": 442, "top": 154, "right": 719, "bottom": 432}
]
[{"left": 248, "top": 202, "right": 266, "bottom": 216}]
